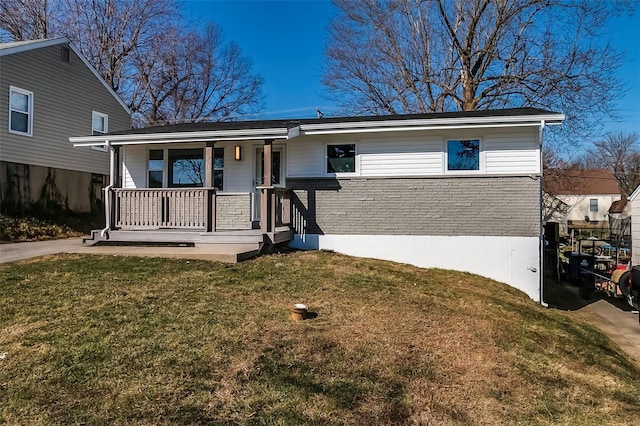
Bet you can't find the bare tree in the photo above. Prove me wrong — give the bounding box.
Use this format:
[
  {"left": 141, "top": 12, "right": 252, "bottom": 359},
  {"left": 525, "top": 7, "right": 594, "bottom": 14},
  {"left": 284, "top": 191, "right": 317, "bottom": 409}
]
[
  {"left": 0, "top": 0, "right": 263, "bottom": 125},
  {"left": 542, "top": 147, "right": 584, "bottom": 223},
  {"left": 324, "top": 0, "right": 629, "bottom": 139},
  {"left": 131, "top": 24, "right": 263, "bottom": 126},
  {"left": 0, "top": 0, "right": 63, "bottom": 40},
  {"left": 63, "top": 0, "right": 177, "bottom": 94},
  {"left": 582, "top": 131, "right": 640, "bottom": 196}
]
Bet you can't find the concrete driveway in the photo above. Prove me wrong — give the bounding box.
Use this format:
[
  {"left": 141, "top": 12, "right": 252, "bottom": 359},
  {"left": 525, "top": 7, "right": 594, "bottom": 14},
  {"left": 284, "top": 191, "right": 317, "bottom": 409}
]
[
  {"left": 545, "top": 277, "right": 640, "bottom": 365},
  {"left": 576, "top": 299, "right": 640, "bottom": 365},
  {"left": 0, "top": 238, "right": 85, "bottom": 264}
]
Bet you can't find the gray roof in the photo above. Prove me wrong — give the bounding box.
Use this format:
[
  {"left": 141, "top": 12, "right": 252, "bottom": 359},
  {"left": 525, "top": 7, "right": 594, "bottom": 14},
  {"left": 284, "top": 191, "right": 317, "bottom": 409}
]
[
  {"left": 110, "top": 107, "right": 560, "bottom": 136},
  {"left": 0, "top": 39, "right": 53, "bottom": 49}
]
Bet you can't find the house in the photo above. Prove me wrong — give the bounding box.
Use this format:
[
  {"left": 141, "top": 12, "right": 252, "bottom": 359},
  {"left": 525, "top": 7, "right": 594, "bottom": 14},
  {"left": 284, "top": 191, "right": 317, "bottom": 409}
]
[
  {"left": 0, "top": 37, "right": 130, "bottom": 215},
  {"left": 631, "top": 185, "right": 640, "bottom": 266},
  {"left": 544, "top": 169, "right": 622, "bottom": 239},
  {"left": 70, "top": 108, "right": 564, "bottom": 302}
]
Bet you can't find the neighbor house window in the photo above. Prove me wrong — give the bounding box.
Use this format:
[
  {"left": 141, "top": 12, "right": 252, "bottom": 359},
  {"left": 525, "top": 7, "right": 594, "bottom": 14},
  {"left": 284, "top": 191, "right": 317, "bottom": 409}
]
[
  {"left": 447, "top": 139, "right": 480, "bottom": 171},
  {"left": 169, "top": 148, "right": 204, "bottom": 187},
  {"left": 92, "top": 111, "right": 108, "bottom": 135},
  {"left": 213, "top": 147, "right": 224, "bottom": 190},
  {"left": 9, "top": 86, "right": 33, "bottom": 136},
  {"left": 327, "top": 144, "right": 356, "bottom": 173},
  {"left": 148, "top": 149, "right": 164, "bottom": 188},
  {"left": 91, "top": 111, "right": 109, "bottom": 151},
  {"left": 590, "top": 198, "right": 598, "bottom": 212}
]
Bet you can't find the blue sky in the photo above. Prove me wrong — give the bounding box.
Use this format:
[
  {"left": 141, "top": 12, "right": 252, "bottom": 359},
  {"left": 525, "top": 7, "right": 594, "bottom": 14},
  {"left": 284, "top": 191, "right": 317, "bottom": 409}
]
[{"left": 183, "top": 0, "right": 639, "bottom": 138}]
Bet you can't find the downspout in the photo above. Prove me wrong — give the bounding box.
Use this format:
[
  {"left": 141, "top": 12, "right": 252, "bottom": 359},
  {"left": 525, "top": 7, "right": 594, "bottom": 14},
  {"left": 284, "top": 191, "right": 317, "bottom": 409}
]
[
  {"left": 100, "top": 140, "right": 115, "bottom": 238},
  {"left": 539, "top": 120, "right": 548, "bottom": 307}
]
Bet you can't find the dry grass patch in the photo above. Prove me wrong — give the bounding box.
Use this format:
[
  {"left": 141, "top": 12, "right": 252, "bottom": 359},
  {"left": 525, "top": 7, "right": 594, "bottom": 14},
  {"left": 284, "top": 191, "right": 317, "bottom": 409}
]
[{"left": 0, "top": 251, "right": 638, "bottom": 425}]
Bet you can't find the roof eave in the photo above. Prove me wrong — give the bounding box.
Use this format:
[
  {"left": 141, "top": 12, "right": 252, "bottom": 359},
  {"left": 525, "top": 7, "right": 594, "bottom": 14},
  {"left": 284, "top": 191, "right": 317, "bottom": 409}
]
[
  {"left": 1, "top": 37, "right": 131, "bottom": 115},
  {"left": 70, "top": 127, "right": 292, "bottom": 146},
  {"left": 299, "top": 113, "right": 564, "bottom": 135}
]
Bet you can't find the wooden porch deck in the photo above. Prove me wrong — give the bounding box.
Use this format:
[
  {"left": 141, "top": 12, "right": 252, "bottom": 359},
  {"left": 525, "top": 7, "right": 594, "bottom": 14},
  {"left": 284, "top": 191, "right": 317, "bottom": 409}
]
[{"left": 83, "top": 227, "right": 294, "bottom": 262}]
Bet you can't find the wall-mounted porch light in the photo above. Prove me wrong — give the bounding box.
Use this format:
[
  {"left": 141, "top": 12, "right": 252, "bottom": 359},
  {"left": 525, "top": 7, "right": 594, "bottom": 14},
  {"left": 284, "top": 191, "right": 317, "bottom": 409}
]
[{"left": 235, "top": 145, "right": 242, "bottom": 161}]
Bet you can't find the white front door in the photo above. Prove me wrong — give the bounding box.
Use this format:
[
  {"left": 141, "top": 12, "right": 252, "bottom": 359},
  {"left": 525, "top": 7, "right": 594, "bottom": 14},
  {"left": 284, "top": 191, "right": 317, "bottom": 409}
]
[{"left": 254, "top": 146, "right": 284, "bottom": 220}]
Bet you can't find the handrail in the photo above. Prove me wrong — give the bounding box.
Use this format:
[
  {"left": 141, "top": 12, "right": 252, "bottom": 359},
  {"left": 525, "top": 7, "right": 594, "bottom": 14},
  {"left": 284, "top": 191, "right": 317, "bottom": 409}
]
[{"left": 114, "top": 188, "right": 213, "bottom": 229}]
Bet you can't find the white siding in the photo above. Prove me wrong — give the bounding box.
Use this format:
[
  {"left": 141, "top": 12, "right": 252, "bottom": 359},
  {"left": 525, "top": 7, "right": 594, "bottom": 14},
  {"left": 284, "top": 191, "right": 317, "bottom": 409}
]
[
  {"left": 286, "top": 128, "right": 540, "bottom": 178},
  {"left": 485, "top": 133, "right": 539, "bottom": 174},
  {"left": 287, "top": 139, "right": 324, "bottom": 177},
  {"left": 359, "top": 138, "right": 442, "bottom": 176},
  {"left": 560, "top": 194, "right": 621, "bottom": 222},
  {"left": 122, "top": 145, "right": 146, "bottom": 189},
  {"left": 221, "top": 141, "right": 254, "bottom": 192},
  {"left": 632, "top": 196, "right": 640, "bottom": 266}
]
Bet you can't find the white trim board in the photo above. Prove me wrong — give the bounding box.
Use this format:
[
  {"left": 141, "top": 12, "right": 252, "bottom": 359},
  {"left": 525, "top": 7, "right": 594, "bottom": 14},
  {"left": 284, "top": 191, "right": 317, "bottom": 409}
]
[{"left": 290, "top": 234, "right": 542, "bottom": 302}]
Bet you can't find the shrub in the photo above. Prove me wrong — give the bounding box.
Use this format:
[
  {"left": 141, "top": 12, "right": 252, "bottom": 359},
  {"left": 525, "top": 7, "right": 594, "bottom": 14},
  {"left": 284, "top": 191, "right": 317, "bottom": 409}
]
[{"left": 0, "top": 214, "right": 81, "bottom": 242}]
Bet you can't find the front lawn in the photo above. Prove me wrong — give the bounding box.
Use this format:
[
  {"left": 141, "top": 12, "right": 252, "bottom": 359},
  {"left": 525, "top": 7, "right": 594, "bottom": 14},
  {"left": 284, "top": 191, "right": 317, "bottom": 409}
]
[{"left": 1, "top": 252, "right": 638, "bottom": 424}]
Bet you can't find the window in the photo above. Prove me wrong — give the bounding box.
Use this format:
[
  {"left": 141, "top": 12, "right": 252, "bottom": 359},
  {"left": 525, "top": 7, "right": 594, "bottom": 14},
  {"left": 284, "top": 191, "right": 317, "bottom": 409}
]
[
  {"left": 327, "top": 144, "right": 356, "bottom": 173},
  {"left": 91, "top": 111, "right": 109, "bottom": 152},
  {"left": 92, "top": 111, "right": 108, "bottom": 135},
  {"left": 168, "top": 148, "right": 204, "bottom": 187},
  {"left": 589, "top": 198, "right": 598, "bottom": 212},
  {"left": 148, "top": 149, "right": 164, "bottom": 188},
  {"left": 9, "top": 86, "right": 33, "bottom": 136},
  {"left": 447, "top": 139, "right": 480, "bottom": 171},
  {"left": 213, "top": 147, "right": 224, "bottom": 190}
]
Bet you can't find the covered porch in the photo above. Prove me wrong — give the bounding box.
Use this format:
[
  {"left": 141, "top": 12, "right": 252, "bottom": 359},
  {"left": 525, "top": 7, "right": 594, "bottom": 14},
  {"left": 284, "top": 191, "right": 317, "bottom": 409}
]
[{"left": 72, "top": 124, "right": 297, "bottom": 251}]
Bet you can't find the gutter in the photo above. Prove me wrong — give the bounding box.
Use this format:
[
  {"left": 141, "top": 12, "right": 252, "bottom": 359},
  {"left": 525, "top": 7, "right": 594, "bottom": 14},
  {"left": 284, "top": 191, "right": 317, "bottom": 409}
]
[
  {"left": 71, "top": 127, "right": 292, "bottom": 146},
  {"left": 539, "top": 120, "right": 548, "bottom": 307},
  {"left": 101, "top": 140, "right": 115, "bottom": 238},
  {"left": 299, "top": 113, "right": 566, "bottom": 135}
]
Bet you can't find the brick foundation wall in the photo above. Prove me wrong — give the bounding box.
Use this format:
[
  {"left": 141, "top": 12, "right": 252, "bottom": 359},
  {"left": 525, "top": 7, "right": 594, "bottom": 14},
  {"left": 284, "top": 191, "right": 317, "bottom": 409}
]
[
  {"left": 288, "top": 176, "right": 540, "bottom": 237},
  {"left": 215, "top": 193, "right": 252, "bottom": 230}
]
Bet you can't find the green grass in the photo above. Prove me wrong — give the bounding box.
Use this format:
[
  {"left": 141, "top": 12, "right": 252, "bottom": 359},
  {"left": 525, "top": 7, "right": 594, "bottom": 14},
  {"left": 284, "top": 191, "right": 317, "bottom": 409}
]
[{"left": 1, "top": 251, "right": 639, "bottom": 424}]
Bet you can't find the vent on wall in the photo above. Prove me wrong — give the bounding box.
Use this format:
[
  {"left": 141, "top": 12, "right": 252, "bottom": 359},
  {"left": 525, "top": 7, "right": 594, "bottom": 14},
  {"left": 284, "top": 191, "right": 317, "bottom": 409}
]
[{"left": 61, "top": 46, "right": 70, "bottom": 62}]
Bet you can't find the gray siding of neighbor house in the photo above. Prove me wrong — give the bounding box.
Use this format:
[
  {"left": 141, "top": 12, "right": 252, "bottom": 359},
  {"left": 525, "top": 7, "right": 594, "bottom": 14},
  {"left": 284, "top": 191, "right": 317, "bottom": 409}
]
[
  {"left": 0, "top": 43, "right": 130, "bottom": 175},
  {"left": 288, "top": 176, "right": 540, "bottom": 237}
]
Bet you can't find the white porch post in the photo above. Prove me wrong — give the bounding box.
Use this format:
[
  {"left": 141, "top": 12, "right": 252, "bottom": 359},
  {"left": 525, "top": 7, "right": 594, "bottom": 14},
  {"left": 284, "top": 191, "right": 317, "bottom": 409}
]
[{"left": 100, "top": 140, "right": 115, "bottom": 238}]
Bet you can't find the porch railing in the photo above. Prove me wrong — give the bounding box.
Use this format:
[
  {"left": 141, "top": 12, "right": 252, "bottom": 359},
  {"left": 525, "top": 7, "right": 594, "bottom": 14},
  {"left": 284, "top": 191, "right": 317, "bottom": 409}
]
[
  {"left": 258, "top": 186, "right": 291, "bottom": 233},
  {"left": 275, "top": 188, "right": 291, "bottom": 228},
  {"left": 114, "top": 188, "right": 215, "bottom": 230},
  {"left": 112, "top": 187, "right": 292, "bottom": 234}
]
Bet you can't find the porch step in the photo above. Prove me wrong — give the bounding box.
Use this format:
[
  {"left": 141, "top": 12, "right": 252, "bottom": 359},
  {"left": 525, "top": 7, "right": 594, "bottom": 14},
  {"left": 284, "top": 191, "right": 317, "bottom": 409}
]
[
  {"left": 89, "top": 229, "right": 266, "bottom": 246},
  {"left": 74, "top": 243, "right": 262, "bottom": 263}
]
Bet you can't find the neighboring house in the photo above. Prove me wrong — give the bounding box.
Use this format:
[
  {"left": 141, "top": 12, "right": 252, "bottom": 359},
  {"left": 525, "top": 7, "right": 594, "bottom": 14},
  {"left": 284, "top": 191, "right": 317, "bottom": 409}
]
[
  {"left": 608, "top": 198, "right": 631, "bottom": 246},
  {"left": 71, "top": 108, "right": 564, "bottom": 302},
  {"left": 0, "top": 37, "right": 130, "bottom": 215},
  {"left": 631, "top": 185, "right": 640, "bottom": 266},
  {"left": 544, "top": 169, "right": 622, "bottom": 238}
]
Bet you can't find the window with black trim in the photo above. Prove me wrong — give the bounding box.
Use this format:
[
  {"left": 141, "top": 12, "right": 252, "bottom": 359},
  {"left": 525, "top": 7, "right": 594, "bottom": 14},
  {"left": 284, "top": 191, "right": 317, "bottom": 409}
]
[
  {"left": 213, "top": 147, "right": 224, "bottom": 190},
  {"left": 148, "top": 149, "right": 164, "bottom": 188},
  {"left": 327, "top": 144, "right": 355, "bottom": 173},
  {"left": 169, "top": 148, "right": 204, "bottom": 187},
  {"left": 447, "top": 139, "right": 480, "bottom": 171},
  {"left": 9, "top": 86, "right": 33, "bottom": 136}
]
